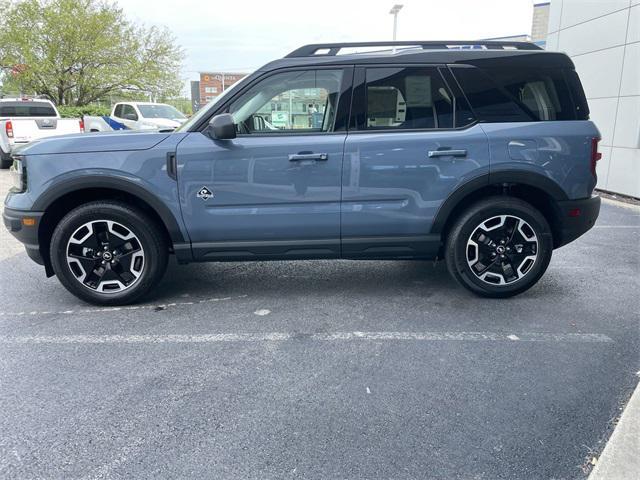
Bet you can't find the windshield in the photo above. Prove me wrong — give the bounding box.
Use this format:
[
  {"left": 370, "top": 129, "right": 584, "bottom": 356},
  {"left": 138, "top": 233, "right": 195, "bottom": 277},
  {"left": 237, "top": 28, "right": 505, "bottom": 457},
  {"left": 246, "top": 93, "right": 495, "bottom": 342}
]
[
  {"left": 175, "top": 77, "right": 248, "bottom": 132},
  {"left": 0, "top": 101, "right": 57, "bottom": 117},
  {"left": 137, "top": 104, "right": 185, "bottom": 119}
]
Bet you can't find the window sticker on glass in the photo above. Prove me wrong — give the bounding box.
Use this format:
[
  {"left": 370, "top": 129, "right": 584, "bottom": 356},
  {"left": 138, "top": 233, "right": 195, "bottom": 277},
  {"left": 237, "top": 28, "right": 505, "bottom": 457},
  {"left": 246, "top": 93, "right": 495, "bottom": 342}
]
[{"left": 405, "top": 76, "right": 432, "bottom": 107}]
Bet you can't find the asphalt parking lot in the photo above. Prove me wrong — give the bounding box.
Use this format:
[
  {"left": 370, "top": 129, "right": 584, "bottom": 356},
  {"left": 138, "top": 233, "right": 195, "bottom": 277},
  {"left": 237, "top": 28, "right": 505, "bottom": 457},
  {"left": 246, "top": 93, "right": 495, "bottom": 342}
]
[{"left": 0, "top": 169, "right": 638, "bottom": 480}]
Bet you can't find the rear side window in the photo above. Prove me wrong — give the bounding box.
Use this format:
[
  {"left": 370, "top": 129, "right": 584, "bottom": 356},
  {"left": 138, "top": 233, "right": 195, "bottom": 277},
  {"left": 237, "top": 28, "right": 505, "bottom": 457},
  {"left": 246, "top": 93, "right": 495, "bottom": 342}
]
[
  {"left": 363, "top": 67, "right": 455, "bottom": 130},
  {"left": 113, "top": 105, "right": 123, "bottom": 117},
  {"left": 0, "top": 102, "right": 56, "bottom": 117},
  {"left": 453, "top": 66, "right": 584, "bottom": 122}
]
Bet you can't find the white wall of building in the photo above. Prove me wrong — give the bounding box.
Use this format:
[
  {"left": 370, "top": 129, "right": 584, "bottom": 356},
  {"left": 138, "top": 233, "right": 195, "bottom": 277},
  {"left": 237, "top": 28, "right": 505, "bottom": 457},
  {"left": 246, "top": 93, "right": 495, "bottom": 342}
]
[{"left": 547, "top": 0, "right": 640, "bottom": 198}]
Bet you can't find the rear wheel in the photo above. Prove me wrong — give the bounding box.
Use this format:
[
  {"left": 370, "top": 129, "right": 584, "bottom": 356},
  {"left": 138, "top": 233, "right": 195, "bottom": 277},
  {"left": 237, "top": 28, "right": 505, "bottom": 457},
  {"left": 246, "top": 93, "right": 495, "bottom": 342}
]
[
  {"left": 445, "top": 197, "right": 553, "bottom": 298},
  {"left": 50, "top": 201, "right": 168, "bottom": 305},
  {"left": 0, "top": 149, "right": 12, "bottom": 169}
]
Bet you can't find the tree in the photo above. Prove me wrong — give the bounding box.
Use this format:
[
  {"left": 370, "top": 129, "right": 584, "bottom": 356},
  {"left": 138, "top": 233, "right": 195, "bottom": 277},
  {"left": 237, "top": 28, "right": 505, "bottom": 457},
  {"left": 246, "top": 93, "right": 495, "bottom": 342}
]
[{"left": 0, "top": 0, "right": 184, "bottom": 106}]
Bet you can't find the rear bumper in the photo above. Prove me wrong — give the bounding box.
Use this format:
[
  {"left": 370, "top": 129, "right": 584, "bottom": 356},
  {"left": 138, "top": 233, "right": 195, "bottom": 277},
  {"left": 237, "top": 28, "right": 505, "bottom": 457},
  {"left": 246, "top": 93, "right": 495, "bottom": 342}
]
[
  {"left": 555, "top": 195, "right": 601, "bottom": 248},
  {"left": 2, "top": 207, "right": 44, "bottom": 265}
]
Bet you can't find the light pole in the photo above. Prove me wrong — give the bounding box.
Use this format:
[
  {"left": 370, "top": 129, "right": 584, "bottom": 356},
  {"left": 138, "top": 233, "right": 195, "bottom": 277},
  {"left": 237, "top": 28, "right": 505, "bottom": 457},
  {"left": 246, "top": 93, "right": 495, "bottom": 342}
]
[{"left": 389, "top": 4, "right": 404, "bottom": 52}]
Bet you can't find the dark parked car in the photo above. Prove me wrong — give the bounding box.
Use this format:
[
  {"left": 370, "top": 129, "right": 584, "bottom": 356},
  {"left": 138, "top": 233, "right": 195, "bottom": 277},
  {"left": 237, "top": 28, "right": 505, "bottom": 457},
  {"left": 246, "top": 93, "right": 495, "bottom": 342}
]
[{"left": 3, "top": 41, "right": 601, "bottom": 305}]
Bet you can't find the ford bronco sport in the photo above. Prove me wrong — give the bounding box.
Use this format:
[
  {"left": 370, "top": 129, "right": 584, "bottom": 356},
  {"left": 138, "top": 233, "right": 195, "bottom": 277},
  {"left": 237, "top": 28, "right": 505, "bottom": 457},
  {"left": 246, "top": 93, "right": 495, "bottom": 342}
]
[{"left": 3, "top": 41, "right": 601, "bottom": 305}]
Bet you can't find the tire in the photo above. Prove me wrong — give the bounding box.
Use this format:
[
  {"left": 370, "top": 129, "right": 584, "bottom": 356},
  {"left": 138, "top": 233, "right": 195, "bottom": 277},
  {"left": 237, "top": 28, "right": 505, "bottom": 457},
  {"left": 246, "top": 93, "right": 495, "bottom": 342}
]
[
  {"left": 0, "top": 149, "right": 12, "bottom": 169},
  {"left": 445, "top": 196, "right": 553, "bottom": 298},
  {"left": 50, "top": 201, "right": 168, "bottom": 305}
]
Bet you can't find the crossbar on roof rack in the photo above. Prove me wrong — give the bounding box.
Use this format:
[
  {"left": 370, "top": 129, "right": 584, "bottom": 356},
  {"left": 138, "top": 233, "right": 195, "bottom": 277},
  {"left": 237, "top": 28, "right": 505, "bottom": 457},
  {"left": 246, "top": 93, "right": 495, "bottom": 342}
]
[{"left": 285, "top": 41, "right": 542, "bottom": 58}]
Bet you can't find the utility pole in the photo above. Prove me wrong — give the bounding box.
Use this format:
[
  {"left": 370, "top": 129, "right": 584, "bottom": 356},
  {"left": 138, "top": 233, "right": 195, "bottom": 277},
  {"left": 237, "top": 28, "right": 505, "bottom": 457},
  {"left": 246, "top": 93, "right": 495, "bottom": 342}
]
[{"left": 389, "top": 4, "right": 404, "bottom": 53}]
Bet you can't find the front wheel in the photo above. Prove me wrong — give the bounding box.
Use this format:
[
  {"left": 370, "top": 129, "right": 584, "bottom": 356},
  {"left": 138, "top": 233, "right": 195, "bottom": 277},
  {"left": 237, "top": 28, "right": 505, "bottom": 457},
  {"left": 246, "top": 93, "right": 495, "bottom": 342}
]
[
  {"left": 50, "top": 201, "right": 168, "bottom": 305},
  {"left": 445, "top": 197, "right": 553, "bottom": 298}
]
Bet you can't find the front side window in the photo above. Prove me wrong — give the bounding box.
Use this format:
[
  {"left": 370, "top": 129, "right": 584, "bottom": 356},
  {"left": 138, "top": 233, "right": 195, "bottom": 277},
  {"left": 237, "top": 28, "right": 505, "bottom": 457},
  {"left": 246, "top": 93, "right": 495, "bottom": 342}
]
[
  {"left": 228, "top": 69, "right": 344, "bottom": 134},
  {"left": 364, "top": 67, "right": 455, "bottom": 130},
  {"left": 121, "top": 104, "right": 138, "bottom": 120}
]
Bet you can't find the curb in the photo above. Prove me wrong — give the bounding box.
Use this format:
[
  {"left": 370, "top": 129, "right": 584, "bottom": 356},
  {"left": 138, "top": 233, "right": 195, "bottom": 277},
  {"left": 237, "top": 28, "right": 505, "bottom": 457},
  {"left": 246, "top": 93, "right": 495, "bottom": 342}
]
[{"left": 589, "top": 380, "right": 640, "bottom": 480}]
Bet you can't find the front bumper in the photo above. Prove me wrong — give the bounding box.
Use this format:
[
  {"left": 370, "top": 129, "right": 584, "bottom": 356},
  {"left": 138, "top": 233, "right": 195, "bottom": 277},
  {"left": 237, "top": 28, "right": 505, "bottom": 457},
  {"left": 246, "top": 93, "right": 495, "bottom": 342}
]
[
  {"left": 2, "top": 207, "right": 44, "bottom": 265},
  {"left": 555, "top": 195, "right": 601, "bottom": 248}
]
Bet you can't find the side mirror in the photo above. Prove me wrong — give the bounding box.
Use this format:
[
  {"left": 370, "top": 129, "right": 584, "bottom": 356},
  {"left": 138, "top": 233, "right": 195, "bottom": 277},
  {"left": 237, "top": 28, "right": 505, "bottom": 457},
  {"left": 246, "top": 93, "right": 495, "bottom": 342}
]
[{"left": 208, "top": 113, "right": 236, "bottom": 140}]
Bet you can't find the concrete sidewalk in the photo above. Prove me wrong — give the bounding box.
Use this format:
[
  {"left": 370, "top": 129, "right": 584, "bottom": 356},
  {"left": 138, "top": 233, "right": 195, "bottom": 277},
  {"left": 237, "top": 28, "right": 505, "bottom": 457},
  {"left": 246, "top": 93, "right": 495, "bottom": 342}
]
[{"left": 589, "top": 380, "right": 640, "bottom": 480}]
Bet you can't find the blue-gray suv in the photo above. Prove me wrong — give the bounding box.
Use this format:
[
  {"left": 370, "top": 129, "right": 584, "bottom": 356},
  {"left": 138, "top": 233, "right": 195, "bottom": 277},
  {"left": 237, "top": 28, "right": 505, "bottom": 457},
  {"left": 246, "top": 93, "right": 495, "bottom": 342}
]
[{"left": 3, "top": 41, "right": 601, "bottom": 305}]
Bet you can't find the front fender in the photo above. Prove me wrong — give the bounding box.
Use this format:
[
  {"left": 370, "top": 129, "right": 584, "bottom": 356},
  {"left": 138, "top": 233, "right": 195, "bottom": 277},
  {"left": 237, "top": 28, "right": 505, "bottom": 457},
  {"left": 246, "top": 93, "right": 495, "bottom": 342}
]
[
  {"left": 32, "top": 171, "right": 187, "bottom": 244},
  {"left": 5, "top": 136, "right": 190, "bottom": 244}
]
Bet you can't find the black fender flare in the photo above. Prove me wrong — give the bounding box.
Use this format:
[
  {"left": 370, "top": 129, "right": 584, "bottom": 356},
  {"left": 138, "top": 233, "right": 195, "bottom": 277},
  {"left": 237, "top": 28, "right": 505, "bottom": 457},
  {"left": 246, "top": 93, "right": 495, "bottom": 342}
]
[
  {"left": 33, "top": 175, "right": 186, "bottom": 244},
  {"left": 430, "top": 171, "right": 568, "bottom": 234}
]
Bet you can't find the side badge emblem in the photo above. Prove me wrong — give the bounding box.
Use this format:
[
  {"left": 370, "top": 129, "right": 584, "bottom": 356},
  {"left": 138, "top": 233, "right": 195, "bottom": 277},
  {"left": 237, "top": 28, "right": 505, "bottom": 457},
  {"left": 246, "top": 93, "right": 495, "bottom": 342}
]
[{"left": 197, "top": 186, "right": 213, "bottom": 201}]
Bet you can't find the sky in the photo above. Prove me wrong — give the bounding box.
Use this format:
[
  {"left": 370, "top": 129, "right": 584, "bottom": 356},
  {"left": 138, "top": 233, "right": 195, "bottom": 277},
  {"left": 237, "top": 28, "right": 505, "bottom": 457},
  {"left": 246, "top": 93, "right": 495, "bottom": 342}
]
[{"left": 122, "top": 0, "right": 536, "bottom": 88}]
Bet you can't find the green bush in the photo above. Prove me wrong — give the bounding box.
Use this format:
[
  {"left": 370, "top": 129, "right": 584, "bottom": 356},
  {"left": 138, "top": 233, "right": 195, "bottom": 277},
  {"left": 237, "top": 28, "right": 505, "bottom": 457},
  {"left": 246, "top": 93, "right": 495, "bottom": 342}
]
[{"left": 57, "top": 105, "right": 111, "bottom": 118}]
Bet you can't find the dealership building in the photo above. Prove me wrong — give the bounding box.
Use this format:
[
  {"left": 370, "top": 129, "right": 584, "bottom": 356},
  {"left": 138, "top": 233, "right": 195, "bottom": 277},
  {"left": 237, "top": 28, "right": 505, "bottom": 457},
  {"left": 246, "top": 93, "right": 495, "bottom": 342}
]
[{"left": 546, "top": 0, "right": 639, "bottom": 198}]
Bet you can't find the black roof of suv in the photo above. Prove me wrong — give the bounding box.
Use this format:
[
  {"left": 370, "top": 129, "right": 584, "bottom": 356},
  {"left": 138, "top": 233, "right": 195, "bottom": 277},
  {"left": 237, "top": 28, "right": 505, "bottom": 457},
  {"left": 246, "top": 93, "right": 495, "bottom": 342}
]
[{"left": 258, "top": 41, "right": 575, "bottom": 72}]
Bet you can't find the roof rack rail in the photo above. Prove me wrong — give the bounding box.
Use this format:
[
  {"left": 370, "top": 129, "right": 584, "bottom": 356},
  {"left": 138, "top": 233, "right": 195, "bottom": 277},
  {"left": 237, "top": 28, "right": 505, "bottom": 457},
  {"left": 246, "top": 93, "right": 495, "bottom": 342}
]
[{"left": 285, "top": 41, "right": 542, "bottom": 58}]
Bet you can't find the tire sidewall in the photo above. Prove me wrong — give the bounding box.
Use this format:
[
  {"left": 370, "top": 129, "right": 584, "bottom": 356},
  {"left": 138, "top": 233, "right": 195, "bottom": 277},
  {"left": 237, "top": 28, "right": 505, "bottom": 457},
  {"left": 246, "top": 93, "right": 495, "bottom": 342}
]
[
  {"left": 50, "top": 202, "right": 167, "bottom": 305},
  {"left": 448, "top": 199, "right": 553, "bottom": 297}
]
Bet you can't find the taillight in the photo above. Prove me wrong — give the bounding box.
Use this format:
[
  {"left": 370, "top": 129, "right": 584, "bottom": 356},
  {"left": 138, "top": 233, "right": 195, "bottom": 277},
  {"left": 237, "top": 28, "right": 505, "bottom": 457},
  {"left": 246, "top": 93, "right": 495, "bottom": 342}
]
[
  {"left": 590, "top": 137, "right": 601, "bottom": 176},
  {"left": 5, "top": 120, "right": 14, "bottom": 138},
  {"left": 79, "top": 118, "right": 85, "bottom": 133}
]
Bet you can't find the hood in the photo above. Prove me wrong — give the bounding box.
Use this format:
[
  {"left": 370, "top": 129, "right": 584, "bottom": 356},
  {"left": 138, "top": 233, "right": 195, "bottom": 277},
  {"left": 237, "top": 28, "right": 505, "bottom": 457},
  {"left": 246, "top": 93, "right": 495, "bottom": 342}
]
[{"left": 13, "top": 130, "right": 172, "bottom": 156}]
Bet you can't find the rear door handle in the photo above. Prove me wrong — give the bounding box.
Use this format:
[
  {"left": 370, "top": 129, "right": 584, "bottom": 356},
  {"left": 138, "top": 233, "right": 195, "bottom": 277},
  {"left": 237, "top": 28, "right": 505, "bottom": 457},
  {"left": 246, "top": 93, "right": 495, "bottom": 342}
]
[
  {"left": 288, "top": 153, "right": 328, "bottom": 161},
  {"left": 427, "top": 149, "right": 467, "bottom": 158}
]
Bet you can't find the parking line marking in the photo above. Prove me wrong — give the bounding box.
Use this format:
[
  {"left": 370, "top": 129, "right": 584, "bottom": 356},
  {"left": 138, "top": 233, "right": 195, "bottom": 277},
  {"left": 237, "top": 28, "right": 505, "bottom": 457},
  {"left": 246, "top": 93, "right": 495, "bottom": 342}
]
[
  {"left": 593, "top": 225, "right": 639, "bottom": 228},
  {"left": 0, "top": 331, "right": 613, "bottom": 345},
  {"left": 0, "top": 295, "right": 248, "bottom": 318}
]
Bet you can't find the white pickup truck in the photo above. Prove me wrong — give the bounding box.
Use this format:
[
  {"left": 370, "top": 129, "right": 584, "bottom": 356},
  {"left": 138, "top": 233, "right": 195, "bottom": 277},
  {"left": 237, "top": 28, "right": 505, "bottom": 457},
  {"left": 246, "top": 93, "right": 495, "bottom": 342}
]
[
  {"left": 84, "top": 102, "right": 187, "bottom": 133},
  {"left": 0, "top": 98, "right": 84, "bottom": 168}
]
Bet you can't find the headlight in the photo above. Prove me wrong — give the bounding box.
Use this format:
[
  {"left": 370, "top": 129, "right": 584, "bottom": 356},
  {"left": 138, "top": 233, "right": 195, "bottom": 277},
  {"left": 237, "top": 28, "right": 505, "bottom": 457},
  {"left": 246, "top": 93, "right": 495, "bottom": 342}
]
[{"left": 9, "top": 157, "right": 26, "bottom": 193}]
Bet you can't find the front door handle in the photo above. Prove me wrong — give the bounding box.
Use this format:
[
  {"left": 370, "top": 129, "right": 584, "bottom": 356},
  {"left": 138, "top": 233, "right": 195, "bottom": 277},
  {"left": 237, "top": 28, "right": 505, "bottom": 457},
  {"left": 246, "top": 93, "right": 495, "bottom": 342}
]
[
  {"left": 428, "top": 149, "right": 467, "bottom": 158},
  {"left": 288, "top": 153, "right": 328, "bottom": 161}
]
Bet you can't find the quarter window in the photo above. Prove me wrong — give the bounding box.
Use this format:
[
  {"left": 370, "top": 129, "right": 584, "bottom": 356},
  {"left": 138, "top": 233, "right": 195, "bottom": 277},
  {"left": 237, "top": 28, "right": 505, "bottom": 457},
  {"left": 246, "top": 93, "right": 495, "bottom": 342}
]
[
  {"left": 364, "top": 67, "right": 455, "bottom": 130},
  {"left": 453, "top": 66, "right": 579, "bottom": 122},
  {"left": 228, "top": 69, "right": 344, "bottom": 134},
  {"left": 489, "top": 68, "right": 574, "bottom": 121}
]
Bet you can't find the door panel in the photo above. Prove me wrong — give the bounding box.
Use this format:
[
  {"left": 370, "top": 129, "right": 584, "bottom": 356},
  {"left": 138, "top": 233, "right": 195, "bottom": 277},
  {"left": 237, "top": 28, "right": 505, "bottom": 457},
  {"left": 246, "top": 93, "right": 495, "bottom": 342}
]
[
  {"left": 341, "top": 65, "right": 490, "bottom": 258},
  {"left": 177, "top": 132, "right": 345, "bottom": 260},
  {"left": 342, "top": 126, "right": 490, "bottom": 257},
  {"left": 177, "top": 66, "right": 352, "bottom": 261}
]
